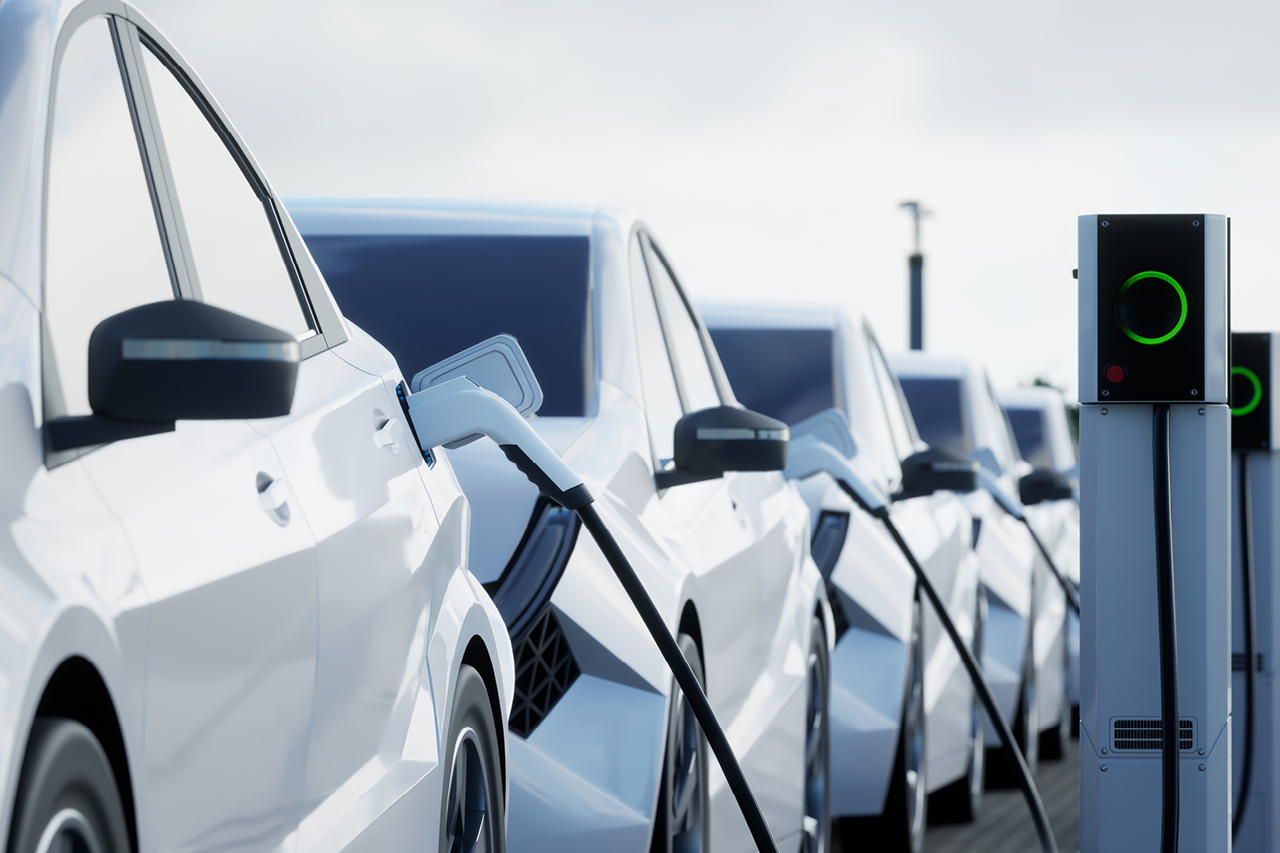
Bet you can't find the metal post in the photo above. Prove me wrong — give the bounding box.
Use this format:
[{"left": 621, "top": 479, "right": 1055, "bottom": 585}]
[
  {"left": 901, "top": 201, "right": 930, "bottom": 351},
  {"left": 909, "top": 253, "right": 924, "bottom": 350}
]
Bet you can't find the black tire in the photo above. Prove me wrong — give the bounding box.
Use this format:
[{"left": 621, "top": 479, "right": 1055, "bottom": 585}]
[
  {"left": 8, "top": 717, "right": 131, "bottom": 853},
  {"left": 440, "top": 664, "right": 505, "bottom": 853},
  {"left": 651, "top": 633, "right": 709, "bottom": 853},
  {"left": 986, "top": 627, "right": 1039, "bottom": 787},
  {"left": 835, "top": 598, "right": 925, "bottom": 853},
  {"left": 1039, "top": 632, "right": 1072, "bottom": 761},
  {"left": 801, "top": 615, "right": 831, "bottom": 853},
  {"left": 929, "top": 589, "right": 986, "bottom": 823}
]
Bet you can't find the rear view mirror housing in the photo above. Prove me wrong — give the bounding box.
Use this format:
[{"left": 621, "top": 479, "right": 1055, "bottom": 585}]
[
  {"left": 657, "top": 406, "right": 789, "bottom": 489},
  {"left": 896, "top": 447, "right": 979, "bottom": 500},
  {"left": 1019, "top": 469, "right": 1075, "bottom": 505},
  {"left": 48, "top": 300, "right": 299, "bottom": 451}
]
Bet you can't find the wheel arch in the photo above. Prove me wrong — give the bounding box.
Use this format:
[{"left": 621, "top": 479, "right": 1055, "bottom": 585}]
[{"left": 460, "top": 634, "right": 507, "bottom": 803}]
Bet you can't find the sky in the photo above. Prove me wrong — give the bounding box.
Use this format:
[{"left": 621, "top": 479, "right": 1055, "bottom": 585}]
[{"left": 131, "top": 0, "right": 1280, "bottom": 399}]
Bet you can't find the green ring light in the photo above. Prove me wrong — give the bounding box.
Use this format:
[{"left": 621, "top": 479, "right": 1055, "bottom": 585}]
[
  {"left": 1232, "top": 365, "right": 1264, "bottom": 417},
  {"left": 1116, "top": 271, "right": 1188, "bottom": 345}
]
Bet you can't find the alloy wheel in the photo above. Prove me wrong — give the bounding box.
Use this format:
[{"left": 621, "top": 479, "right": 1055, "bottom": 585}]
[{"left": 445, "top": 730, "right": 494, "bottom": 853}]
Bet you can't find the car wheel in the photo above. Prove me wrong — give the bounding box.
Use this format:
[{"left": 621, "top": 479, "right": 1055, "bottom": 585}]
[
  {"left": 801, "top": 615, "right": 831, "bottom": 853},
  {"left": 8, "top": 718, "right": 132, "bottom": 853},
  {"left": 836, "top": 598, "right": 925, "bottom": 853},
  {"left": 651, "top": 633, "right": 709, "bottom": 853},
  {"left": 441, "top": 664, "right": 505, "bottom": 853},
  {"left": 1039, "top": 633, "right": 1072, "bottom": 761},
  {"left": 929, "top": 589, "right": 986, "bottom": 823}
]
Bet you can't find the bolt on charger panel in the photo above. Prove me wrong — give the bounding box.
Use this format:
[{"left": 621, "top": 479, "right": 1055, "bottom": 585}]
[{"left": 1095, "top": 214, "right": 1207, "bottom": 403}]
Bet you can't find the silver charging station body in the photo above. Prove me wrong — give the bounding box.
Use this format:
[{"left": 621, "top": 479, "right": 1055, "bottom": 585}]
[
  {"left": 1229, "top": 331, "right": 1280, "bottom": 850},
  {"left": 1078, "top": 214, "right": 1231, "bottom": 851}
]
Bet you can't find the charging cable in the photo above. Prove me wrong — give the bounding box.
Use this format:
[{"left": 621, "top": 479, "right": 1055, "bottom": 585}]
[
  {"left": 1152, "top": 404, "right": 1180, "bottom": 853},
  {"left": 784, "top": 435, "right": 1059, "bottom": 853},
  {"left": 1234, "top": 452, "right": 1257, "bottom": 840},
  {"left": 402, "top": 379, "right": 780, "bottom": 853},
  {"left": 976, "top": 471, "right": 1080, "bottom": 616}
]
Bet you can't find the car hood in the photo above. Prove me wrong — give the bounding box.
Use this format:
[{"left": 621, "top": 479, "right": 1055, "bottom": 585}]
[{"left": 445, "top": 417, "right": 589, "bottom": 584}]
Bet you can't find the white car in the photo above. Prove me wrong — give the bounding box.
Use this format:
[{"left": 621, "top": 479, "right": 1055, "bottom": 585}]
[
  {"left": 891, "top": 354, "right": 1072, "bottom": 777},
  {"left": 287, "top": 198, "right": 833, "bottom": 853},
  {"left": 0, "top": 5, "right": 513, "bottom": 852},
  {"left": 998, "top": 385, "right": 1081, "bottom": 740},
  {"left": 701, "top": 303, "right": 986, "bottom": 850}
]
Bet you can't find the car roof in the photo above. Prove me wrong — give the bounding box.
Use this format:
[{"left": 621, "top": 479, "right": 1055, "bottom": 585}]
[
  {"left": 997, "top": 385, "right": 1067, "bottom": 410},
  {"left": 887, "top": 351, "right": 980, "bottom": 381},
  {"left": 698, "top": 299, "right": 861, "bottom": 331},
  {"left": 285, "top": 197, "right": 632, "bottom": 239}
]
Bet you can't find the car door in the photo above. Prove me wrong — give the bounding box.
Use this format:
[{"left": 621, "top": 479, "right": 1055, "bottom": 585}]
[
  {"left": 43, "top": 14, "right": 319, "bottom": 852},
  {"left": 255, "top": 334, "right": 447, "bottom": 850},
  {"left": 633, "top": 233, "right": 806, "bottom": 840}
]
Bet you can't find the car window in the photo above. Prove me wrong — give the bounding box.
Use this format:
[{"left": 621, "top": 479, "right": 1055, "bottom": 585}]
[
  {"left": 305, "top": 233, "right": 592, "bottom": 416},
  {"left": 630, "top": 233, "right": 684, "bottom": 464},
  {"left": 898, "top": 376, "right": 970, "bottom": 455},
  {"left": 982, "top": 377, "right": 1022, "bottom": 469},
  {"left": 641, "top": 237, "right": 720, "bottom": 413},
  {"left": 1006, "top": 407, "right": 1052, "bottom": 469},
  {"left": 142, "top": 46, "right": 310, "bottom": 336},
  {"left": 865, "top": 330, "right": 917, "bottom": 461},
  {"left": 45, "top": 17, "right": 176, "bottom": 418},
  {"left": 708, "top": 327, "right": 835, "bottom": 425}
]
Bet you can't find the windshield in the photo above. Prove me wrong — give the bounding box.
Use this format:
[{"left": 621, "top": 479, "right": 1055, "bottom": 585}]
[
  {"left": 1006, "top": 407, "right": 1051, "bottom": 469},
  {"left": 897, "top": 376, "right": 970, "bottom": 455},
  {"left": 707, "top": 327, "right": 835, "bottom": 424},
  {"left": 304, "top": 234, "right": 591, "bottom": 416}
]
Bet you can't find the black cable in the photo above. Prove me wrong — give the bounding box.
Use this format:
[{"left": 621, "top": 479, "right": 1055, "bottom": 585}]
[
  {"left": 575, "top": 503, "right": 779, "bottom": 853},
  {"left": 1233, "top": 452, "right": 1257, "bottom": 840},
  {"left": 836, "top": 482, "right": 1060, "bottom": 853},
  {"left": 1021, "top": 519, "right": 1082, "bottom": 616},
  {"left": 1153, "top": 404, "right": 1180, "bottom": 853}
]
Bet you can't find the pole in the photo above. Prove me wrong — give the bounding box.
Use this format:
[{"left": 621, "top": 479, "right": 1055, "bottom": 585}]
[{"left": 901, "top": 201, "right": 930, "bottom": 351}]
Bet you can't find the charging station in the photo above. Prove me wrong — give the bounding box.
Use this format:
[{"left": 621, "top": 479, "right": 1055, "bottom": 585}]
[
  {"left": 1078, "top": 214, "right": 1231, "bottom": 851},
  {"left": 1229, "top": 331, "right": 1280, "bottom": 850}
]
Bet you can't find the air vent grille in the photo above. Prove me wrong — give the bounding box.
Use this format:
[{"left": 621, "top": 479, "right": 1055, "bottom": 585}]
[
  {"left": 1112, "top": 718, "right": 1194, "bottom": 751},
  {"left": 509, "top": 607, "right": 581, "bottom": 738}
]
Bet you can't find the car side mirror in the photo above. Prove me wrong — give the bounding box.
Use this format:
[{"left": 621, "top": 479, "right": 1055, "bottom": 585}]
[
  {"left": 1019, "top": 469, "right": 1075, "bottom": 505},
  {"left": 656, "top": 406, "right": 789, "bottom": 489},
  {"left": 896, "top": 447, "right": 979, "bottom": 500},
  {"left": 48, "top": 300, "right": 300, "bottom": 451}
]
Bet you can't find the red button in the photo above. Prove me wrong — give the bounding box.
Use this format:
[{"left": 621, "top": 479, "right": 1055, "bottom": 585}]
[{"left": 1105, "top": 364, "right": 1125, "bottom": 383}]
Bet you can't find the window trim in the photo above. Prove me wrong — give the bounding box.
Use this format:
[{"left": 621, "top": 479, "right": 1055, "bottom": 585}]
[{"left": 637, "top": 231, "right": 724, "bottom": 415}]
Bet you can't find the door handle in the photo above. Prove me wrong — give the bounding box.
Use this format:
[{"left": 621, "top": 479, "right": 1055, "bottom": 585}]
[
  {"left": 256, "top": 473, "right": 292, "bottom": 526},
  {"left": 374, "top": 416, "right": 401, "bottom": 454}
]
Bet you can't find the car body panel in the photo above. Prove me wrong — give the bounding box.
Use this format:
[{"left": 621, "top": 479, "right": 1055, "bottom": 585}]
[
  {"left": 0, "top": 4, "right": 513, "bottom": 850},
  {"left": 290, "top": 198, "right": 828, "bottom": 853},
  {"left": 700, "top": 301, "right": 984, "bottom": 814},
  {"left": 893, "top": 353, "right": 1070, "bottom": 743}
]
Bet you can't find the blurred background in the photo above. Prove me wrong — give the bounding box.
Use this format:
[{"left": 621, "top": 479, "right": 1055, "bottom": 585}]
[{"left": 132, "top": 0, "right": 1280, "bottom": 398}]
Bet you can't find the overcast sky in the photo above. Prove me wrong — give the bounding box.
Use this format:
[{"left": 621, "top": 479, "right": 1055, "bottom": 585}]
[{"left": 133, "top": 0, "right": 1280, "bottom": 397}]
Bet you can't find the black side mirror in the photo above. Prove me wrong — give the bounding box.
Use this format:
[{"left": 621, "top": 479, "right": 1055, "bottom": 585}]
[
  {"left": 897, "top": 447, "right": 979, "bottom": 500},
  {"left": 48, "top": 300, "right": 300, "bottom": 451},
  {"left": 656, "top": 406, "right": 789, "bottom": 489},
  {"left": 1019, "top": 469, "right": 1075, "bottom": 505}
]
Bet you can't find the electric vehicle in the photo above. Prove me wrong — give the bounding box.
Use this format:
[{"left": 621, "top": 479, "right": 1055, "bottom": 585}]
[
  {"left": 998, "top": 384, "right": 1081, "bottom": 742},
  {"left": 287, "top": 198, "right": 833, "bottom": 853},
  {"left": 0, "top": 4, "right": 515, "bottom": 851},
  {"left": 890, "top": 354, "right": 1071, "bottom": 775},
  {"left": 700, "top": 303, "right": 986, "bottom": 847}
]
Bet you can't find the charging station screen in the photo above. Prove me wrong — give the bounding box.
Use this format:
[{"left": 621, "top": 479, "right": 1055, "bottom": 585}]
[
  {"left": 898, "top": 376, "right": 969, "bottom": 456},
  {"left": 708, "top": 327, "right": 835, "bottom": 425},
  {"left": 306, "top": 234, "right": 591, "bottom": 416},
  {"left": 1232, "top": 332, "right": 1271, "bottom": 450}
]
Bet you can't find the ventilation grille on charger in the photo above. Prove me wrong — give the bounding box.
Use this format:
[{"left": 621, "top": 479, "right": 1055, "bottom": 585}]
[{"left": 1112, "top": 718, "right": 1194, "bottom": 751}]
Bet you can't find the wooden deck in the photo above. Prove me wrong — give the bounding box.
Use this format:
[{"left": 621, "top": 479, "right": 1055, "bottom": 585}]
[{"left": 926, "top": 738, "right": 1080, "bottom": 853}]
